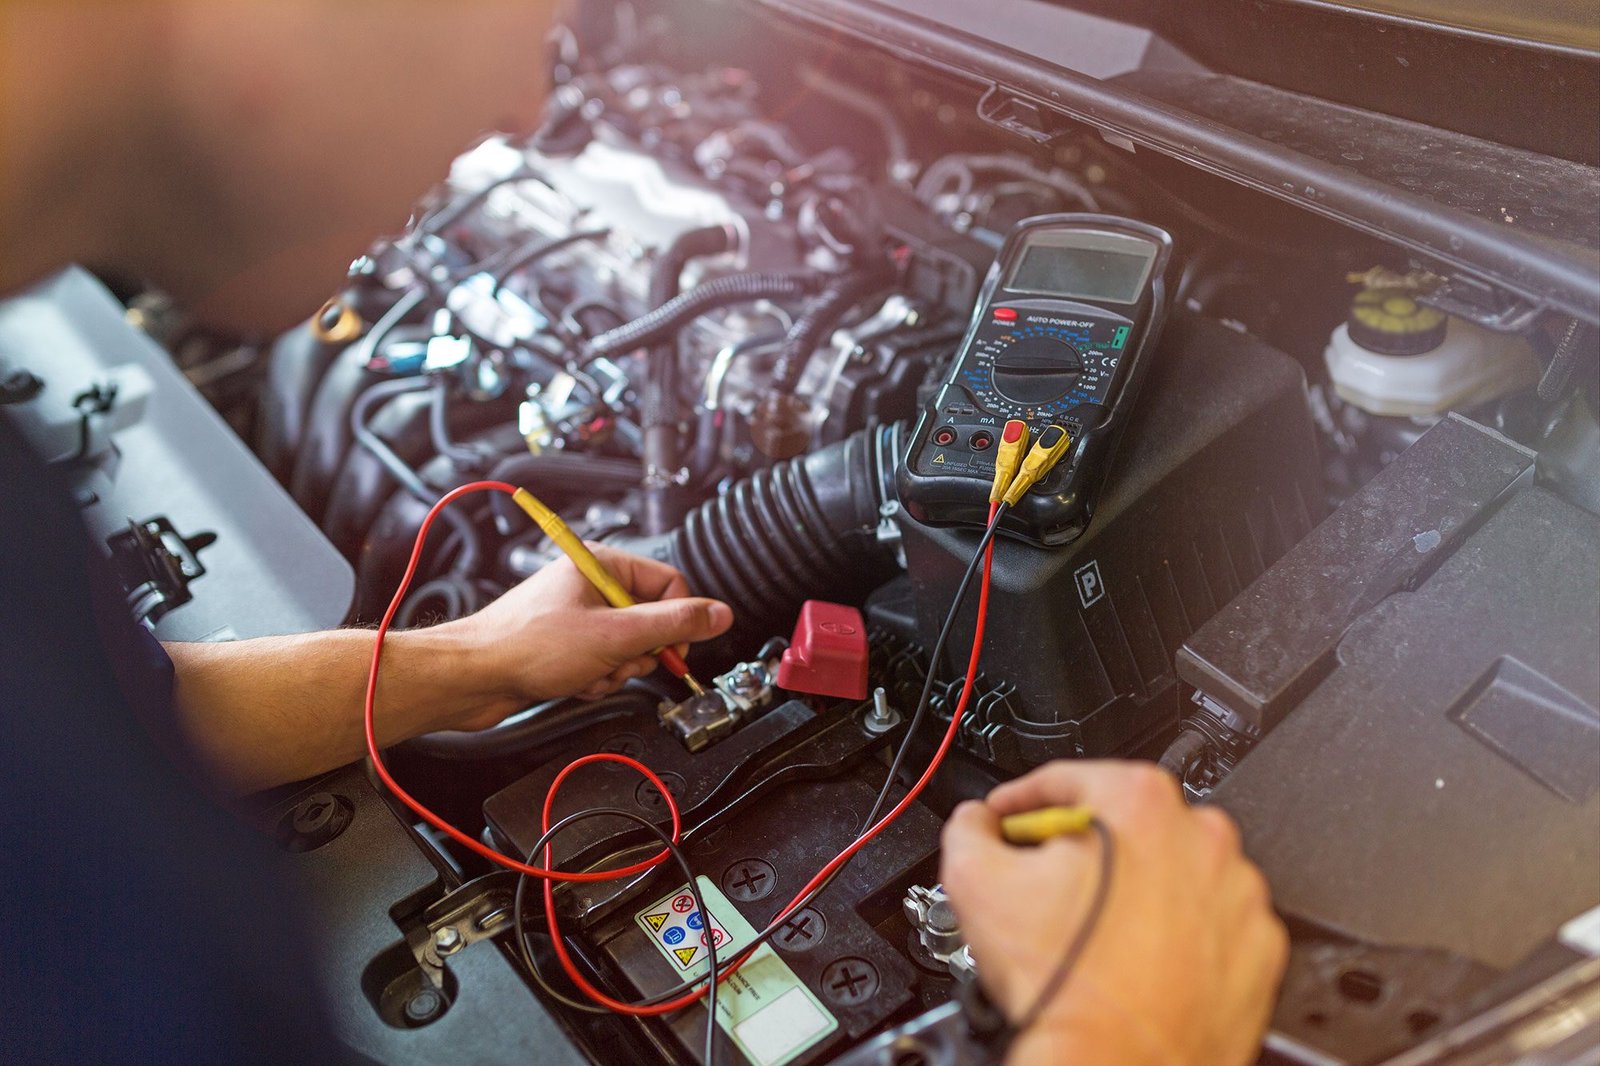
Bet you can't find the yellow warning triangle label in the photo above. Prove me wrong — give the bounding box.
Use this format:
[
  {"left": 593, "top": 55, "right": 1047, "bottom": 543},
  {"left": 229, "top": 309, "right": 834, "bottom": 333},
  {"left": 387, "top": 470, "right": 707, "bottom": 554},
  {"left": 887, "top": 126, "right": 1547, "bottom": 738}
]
[
  {"left": 933, "top": 452, "right": 946, "bottom": 464},
  {"left": 673, "top": 946, "right": 699, "bottom": 967},
  {"left": 643, "top": 912, "right": 669, "bottom": 933}
]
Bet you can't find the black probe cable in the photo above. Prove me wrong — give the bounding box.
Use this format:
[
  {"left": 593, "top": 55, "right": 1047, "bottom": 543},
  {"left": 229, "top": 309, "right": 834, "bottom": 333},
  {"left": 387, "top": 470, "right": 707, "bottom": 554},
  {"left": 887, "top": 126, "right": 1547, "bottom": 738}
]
[
  {"left": 1005, "top": 816, "right": 1116, "bottom": 1040},
  {"left": 512, "top": 808, "right": 721, "bottom": 1066},
  {"left": 518, "top": 504, "right": 1012, "bottom": 1015},
  {"left": 860, "top": 502, "right": 1010, "bottom": 833}
]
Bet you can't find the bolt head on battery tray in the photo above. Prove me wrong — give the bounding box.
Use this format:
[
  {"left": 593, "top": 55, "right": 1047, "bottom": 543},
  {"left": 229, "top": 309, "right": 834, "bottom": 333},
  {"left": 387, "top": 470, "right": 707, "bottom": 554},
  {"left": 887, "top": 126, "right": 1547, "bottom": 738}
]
[{"left": 776, "top": 600, "right": 869, "bottom": 700}]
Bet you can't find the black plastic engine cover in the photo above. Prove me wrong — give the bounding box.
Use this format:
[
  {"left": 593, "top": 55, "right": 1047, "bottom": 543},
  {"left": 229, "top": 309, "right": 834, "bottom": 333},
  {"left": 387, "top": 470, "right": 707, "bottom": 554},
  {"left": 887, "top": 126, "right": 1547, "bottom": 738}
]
[
  {"left": 879, "top": 310, "right": 1323, "bottom": 770},
  {"left": 1211, "top": 482, "right": 1600, "bottom": 971}
]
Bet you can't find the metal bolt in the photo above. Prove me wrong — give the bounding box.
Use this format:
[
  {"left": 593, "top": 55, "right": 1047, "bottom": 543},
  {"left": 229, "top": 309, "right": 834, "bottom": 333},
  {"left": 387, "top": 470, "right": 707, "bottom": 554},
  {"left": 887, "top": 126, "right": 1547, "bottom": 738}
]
[
  {"left": 865, "top": 687, "right": 901, "bottom": 735},
  {"left": 722, "top": 859, "right": 777, "bottom": 903},
  {"left": 433, "top": 926, "right": 463, "bottom": 955},
  {"left": 821, "top": 957, "right": 880, "bottom": 1007}
]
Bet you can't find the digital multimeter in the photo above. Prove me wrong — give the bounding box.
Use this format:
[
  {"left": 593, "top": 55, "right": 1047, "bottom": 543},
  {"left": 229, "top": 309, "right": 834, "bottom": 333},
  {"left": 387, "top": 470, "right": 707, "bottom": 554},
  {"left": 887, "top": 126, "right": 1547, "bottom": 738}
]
[{"left": 899, "top": 214, "right": 1173, "bottom": 546}]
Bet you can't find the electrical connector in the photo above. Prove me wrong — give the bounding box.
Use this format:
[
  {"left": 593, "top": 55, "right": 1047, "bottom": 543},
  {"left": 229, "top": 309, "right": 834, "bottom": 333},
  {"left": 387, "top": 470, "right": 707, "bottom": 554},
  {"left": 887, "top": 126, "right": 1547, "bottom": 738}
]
[
  {"left": 989, "top": 419, "right": 1030, "bottom": 504},
  {"left": 1000, "top": 424, "right": 1073, "bottom": 506}
]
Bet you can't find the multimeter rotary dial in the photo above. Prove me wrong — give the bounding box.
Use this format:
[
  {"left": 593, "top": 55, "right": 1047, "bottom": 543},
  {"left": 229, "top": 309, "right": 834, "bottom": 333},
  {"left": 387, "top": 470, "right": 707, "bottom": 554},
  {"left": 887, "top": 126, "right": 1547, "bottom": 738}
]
[
  {"left": 988, "top": 334, "right": 1084, "bottom": 406},
  {"left": 963, "top": 322, "right": 1119, "bottom": 418}
]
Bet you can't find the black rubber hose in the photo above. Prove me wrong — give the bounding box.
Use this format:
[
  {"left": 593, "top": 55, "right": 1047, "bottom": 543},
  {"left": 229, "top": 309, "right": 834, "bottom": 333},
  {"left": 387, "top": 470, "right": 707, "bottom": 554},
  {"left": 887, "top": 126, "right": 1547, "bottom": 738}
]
[
  {"left": 1157, "top": 728, "right": 1211, "bottom": 780},
  {"left": 641, "top": 224, "right": 736, "bottom": 534},
  {"left": 487, "top": 452, "right": 645, "bottom": 535},
  {"left": 322, "top": 386, "right": 433, "bottom": 557},
  {"left": 429, "top": 377, "right": 487, "bottom": 468},
  {"left": 615, "top": 424, "right": 905, "bottom": 629},
  {"left": 584, "top": 271, "right": 825, "bottom": 363},
  {"left": 349, "top": 379, "right": 482, "bottom": 578},
  {"left": 394, "top": 573, "right": 503, "bottom": 628},
  {"left": 355, "top": 490, "right": 437, "bottom": 622},
  {"left": 768, "top": 268, "right": 891, "bottom": 396}
]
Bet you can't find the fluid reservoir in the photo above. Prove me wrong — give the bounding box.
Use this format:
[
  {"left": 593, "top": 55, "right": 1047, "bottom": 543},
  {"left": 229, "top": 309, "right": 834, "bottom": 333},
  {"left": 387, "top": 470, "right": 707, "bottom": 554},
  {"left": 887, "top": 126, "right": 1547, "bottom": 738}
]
[{"left": 1324, "top": 285, "right": 1538, "bottom": 417}]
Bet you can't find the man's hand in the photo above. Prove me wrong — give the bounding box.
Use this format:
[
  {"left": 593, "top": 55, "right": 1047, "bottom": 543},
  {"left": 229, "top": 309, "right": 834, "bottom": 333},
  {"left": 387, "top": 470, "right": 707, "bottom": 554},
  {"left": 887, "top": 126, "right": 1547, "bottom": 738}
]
[
  {"left": 444, "top": 545, "right": 733, "bottom": 721},
  {"left": 940, "top": 761, "right": 1289, "bottom": 1066},
  {"left": 166, "top": 547, "right": 730, "bottom": 793}
]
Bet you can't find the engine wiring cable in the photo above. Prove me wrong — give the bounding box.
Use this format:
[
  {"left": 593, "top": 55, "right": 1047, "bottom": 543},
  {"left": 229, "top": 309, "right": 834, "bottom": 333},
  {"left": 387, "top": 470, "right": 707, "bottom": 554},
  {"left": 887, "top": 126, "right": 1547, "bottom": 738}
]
[
  {"left": 427, "top": 377, "right": 488, "bottom": 469},
  {"left": 349, "top": 377, "right": 482, "bottom": 575},
  {"left": 365, "top": 479, "right": 1002, "bottom": 1020},
  {"left": 512, "top": 808, "right": 721, "bottom": 1066}
]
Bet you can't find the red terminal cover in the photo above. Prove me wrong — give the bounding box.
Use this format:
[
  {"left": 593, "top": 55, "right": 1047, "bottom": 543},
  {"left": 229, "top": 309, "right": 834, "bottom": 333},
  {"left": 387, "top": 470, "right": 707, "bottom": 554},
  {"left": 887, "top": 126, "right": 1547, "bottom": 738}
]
[{"left": 776, "top": 600, "right": 869, "bottom": 700}]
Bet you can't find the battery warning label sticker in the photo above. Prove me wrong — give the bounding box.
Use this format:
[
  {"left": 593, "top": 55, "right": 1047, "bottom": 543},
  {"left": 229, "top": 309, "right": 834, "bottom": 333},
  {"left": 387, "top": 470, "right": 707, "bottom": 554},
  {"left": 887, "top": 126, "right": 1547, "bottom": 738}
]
[
  {"left": 635, "top": 877, "right": 838, "bottom": 1066},
  {"left": 639, "top": 886, "right": 731, "bottom": 972}
]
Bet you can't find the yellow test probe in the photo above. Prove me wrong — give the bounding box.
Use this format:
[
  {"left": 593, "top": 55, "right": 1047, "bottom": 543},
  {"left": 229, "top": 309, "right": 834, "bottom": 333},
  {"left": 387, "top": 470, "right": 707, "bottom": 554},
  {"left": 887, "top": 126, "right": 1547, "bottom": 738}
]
[
  {"left": 998, "top": 423, "right": 1074, "bottom": 506},
  {"left": 510, "top": 487, "right": 706, "bottom": 694},
  {"left": 1000, "top": 805, "right": 1096, "bottom": 845},
  {"left": 990, "top": 420, "right": 1031, "bottom": 503}
]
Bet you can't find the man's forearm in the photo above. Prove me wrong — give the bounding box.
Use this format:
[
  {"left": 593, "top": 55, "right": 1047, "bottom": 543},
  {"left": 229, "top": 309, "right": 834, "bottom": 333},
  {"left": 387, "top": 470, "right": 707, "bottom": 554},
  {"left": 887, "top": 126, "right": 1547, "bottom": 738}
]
[{"left": 164, "top": 627, "right": 520, "bottom": 794}]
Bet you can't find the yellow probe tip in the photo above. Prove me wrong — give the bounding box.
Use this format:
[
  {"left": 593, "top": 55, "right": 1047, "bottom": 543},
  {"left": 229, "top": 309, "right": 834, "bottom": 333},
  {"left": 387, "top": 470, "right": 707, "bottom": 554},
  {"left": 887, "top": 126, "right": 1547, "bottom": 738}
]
[{"left": 1000, "top": 805, "right": 1095, "bottom": 845}]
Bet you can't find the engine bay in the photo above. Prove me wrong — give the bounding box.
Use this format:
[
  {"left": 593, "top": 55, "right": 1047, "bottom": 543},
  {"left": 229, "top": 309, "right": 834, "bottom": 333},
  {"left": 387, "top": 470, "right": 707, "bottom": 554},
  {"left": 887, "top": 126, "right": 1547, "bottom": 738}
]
[{"left": 4, "top": 2, "right": 1596, "bottom": 1063}]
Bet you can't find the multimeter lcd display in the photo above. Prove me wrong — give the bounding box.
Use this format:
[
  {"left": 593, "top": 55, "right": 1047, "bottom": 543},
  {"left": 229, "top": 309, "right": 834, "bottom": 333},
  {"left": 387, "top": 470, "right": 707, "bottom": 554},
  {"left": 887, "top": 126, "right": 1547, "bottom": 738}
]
[{"left": 1006, "top": 242, "right": 1153, "bottom": 305}]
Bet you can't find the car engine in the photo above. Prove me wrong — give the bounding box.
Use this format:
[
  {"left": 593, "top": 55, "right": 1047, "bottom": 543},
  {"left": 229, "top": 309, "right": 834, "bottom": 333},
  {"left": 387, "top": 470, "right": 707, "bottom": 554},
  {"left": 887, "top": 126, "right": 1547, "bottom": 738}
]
[{"left": 3, "top": 2, "right": 1595, "bottom": 1064}]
